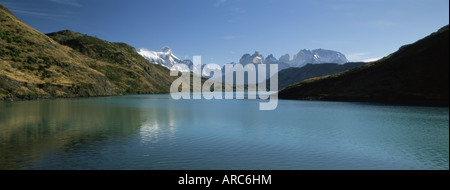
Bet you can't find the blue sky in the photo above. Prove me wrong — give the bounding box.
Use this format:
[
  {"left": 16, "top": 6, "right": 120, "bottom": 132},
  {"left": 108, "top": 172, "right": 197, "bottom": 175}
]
[{"left": 1, "top": 0, "right": 449, "bottom": 64}]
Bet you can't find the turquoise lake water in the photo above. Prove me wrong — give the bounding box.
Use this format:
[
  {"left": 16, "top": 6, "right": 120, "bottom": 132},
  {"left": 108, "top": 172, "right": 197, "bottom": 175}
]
[{"left": 0, "top": 94, "right": 448, "bottom": 170}]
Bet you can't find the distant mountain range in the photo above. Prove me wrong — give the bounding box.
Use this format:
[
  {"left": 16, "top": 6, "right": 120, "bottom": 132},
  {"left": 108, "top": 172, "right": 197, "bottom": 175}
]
[
  {"left": 138, "top": 46, "right": 350, "bottom": 85},
  {"left": 279, "top": 25, "right": 449, "bottom": 106},
  {"left": 138, "top": 47, "right": 349, "bottom": 73}
]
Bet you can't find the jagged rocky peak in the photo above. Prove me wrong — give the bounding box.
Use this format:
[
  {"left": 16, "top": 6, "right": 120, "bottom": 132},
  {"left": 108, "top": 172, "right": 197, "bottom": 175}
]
[
  {"left": 265, "top": 54, "right": 279, "bottom": 64},
  {"left": 266, "top": 54, "right": 277, "bottom": 61},
  {"left": 239, "top": 51, "right": 265, "bottom": 65},
  {"left": 161, "top": 46, "right": 172, "bottom": 53},
  {"left": 279, "top": 54, "right": 291, "bottom": 63},
  {"left": 290, "top": 49, "right": 348, "bottom": 67},
  {"left": 137, "top": 46, "right": 182, "bottom": 69}
]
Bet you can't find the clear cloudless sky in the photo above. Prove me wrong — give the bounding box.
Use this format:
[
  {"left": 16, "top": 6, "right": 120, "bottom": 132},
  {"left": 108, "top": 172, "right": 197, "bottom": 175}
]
[{"left": 1, "top": 0, "right": 449, "bottom": 64}]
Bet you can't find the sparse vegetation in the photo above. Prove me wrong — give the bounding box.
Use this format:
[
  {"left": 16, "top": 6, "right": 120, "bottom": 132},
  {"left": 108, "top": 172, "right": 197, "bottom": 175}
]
[
  {"left": 1, "top": 4, "right": 176, "bottom": 100},
  {"left": 1, "top": 4, "right": 117, "bottom": 100},
  {"left": 0, "top": 30, "right": 22, "bottom": 43},
  {"left": 47, "top": 30, "right": 177, "bottom": 94}
]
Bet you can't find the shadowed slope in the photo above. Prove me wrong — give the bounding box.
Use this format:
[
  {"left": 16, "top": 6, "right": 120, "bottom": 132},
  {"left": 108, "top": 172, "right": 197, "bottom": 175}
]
[{"left": 279, "top": 25, "right": 449, "bottom": 106}]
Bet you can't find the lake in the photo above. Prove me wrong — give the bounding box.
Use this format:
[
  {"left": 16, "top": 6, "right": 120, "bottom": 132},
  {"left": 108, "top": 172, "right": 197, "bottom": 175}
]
[{"left": 0, "top": 94, "right": 448, "bottom": 170}]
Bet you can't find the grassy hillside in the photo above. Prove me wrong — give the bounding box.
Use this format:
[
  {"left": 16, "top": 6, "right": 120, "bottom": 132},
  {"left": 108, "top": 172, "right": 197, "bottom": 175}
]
[
  {"left": 273, "top": 62, "right": 367, "bottom": 90},
  {"left": 0, "top": 4, "right": 178, "bottom": 100},
  {"left": 46, "top": 30, "right": 228, "bottom": 93},
  {"left": 279, "top": 25, "right": 449, "bottom": 106},
  {"left": 1, "top": 4, "right": 117, "bottom": 100},
  {"left": 47, "top": 30, "right": 175, "bottom": 94}
]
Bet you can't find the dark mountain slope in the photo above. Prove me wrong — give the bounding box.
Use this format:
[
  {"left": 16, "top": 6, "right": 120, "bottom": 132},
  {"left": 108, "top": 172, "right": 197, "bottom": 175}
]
[
  {"left": 274, "top": 62, "right": 367, "bottom": 90},
  {"left": 279, "top": 25, "right": 449, "bottom": 106}
]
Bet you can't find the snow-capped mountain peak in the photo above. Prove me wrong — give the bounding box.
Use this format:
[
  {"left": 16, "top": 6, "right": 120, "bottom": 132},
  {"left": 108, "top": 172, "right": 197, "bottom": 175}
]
[
  {"left": 239, "top": 51, "right": 265, "bottom": 65},
  {"left": 161, "top": 46, "right": 172, "bottom": 53},
  {"left": 137, "top": 46, "right": 181, "bottom": 69},
  {"left": 138, "top": 47, "right": 220, "bottom": 77},
  {"left": 138, "top": 47, "right": 349, "bottom": 79},
  {"left": 290, "top": 48, "right": 348, "bottom": 67}
]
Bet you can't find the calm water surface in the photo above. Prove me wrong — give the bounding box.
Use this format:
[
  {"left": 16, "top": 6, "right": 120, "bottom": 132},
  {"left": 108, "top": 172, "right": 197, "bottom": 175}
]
[{"left": 0, "top": 94, "right": 448, "bottom": 170}]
